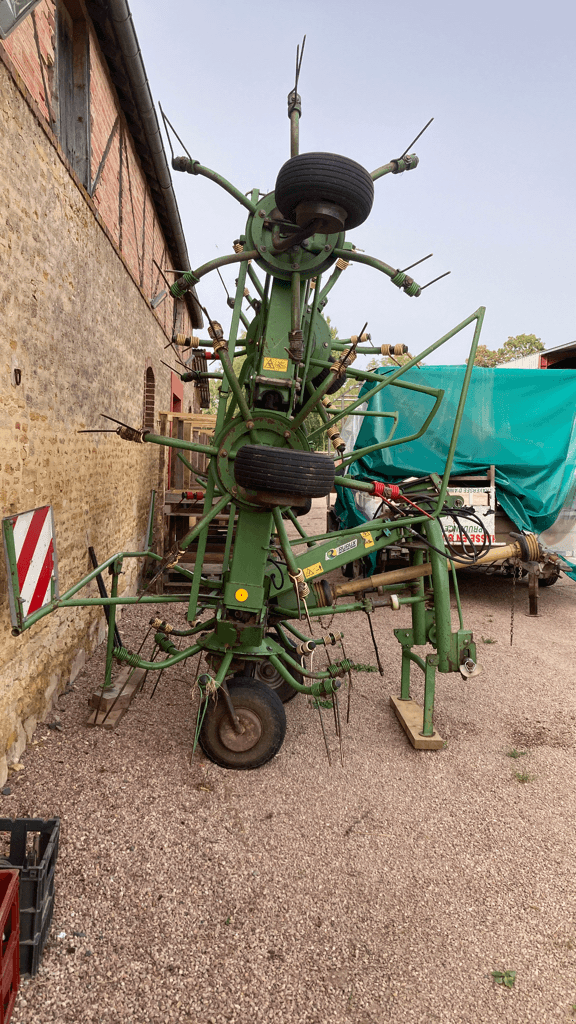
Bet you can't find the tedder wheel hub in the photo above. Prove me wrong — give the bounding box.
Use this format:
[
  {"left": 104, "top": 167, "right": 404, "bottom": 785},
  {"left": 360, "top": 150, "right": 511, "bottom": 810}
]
[
  {"left": 218, "top": 708, "right": 262, "bottom": 752},
  {"left": 246, "top": 191, "right": 344, "bottom": 282},
  {"left": 198, "top": 678, "right": 286, "bottom": 770},
  {"left": 251, "top": 633, "right": 303, "bottom": 703}
]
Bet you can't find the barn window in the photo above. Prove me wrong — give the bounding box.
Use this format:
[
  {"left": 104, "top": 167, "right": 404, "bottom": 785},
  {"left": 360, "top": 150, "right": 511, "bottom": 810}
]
[{"left": 143, "top": 366, "right": 155, "bottom": 430}]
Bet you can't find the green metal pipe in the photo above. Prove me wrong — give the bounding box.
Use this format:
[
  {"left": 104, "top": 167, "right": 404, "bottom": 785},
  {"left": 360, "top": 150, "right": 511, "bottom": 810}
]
[
  {"left": 425, "top": 518, "right": 452, "bottom": 672},
  {"left": 56, "top": 596, "right": 209, "bottom": 607},
  {"left": 247, "top": 263, "right": 265, "bottom": 298},
  {"left": 173, "top": 160, "right": 257, "bottom": 213},
  {"left": 301, "top": 272, "right": 323, "bottom": 392},
  {"left": 410, "top": 550, "right": 427, "bottom": 646},
  {"left": 272, "top": 508, "right": 300, "bottom": 577},
  {"left": 177, "top": 490, "right": 231, "bottom": 552},
  {"left": 422, "top": 655, "right": 438, "bottom": 736},
  {"left": 113, "top": 642, "right": 203, "bottom": 671},
  {"left": 432, "top": 307, "right": 486, "bottom": 513},
  {"left": 144, "top": 433, "right": 218, "bottom": 458},
  {"left": 14, "top": 548, "right": 161, "bottom": 631},
  {"left": 103, "top": 563, "right": 120, "bottom": 690},
  {"left": 218, "top": 345, "right": 254, "bottom": 425},
  {"left": 291, "top": 272, "right": 301, "bottom": 333},
  {"left": 316, "top": 264, "right": 344, "bottom": 306}
]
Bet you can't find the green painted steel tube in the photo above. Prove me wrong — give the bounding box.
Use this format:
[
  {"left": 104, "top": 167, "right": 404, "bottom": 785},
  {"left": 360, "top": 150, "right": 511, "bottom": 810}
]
[
  {"left": 14, "top": 548, "right": 161, "bottom": 631},
  {"left": 153, "top": 616, "right": 217, "bottom": 638},
  {"left": 145, "top": 491, "right": 155, "bottom": 550},
  {"left": 301, "top": 272, "right": 323, "bottom": 393},
  {"left": 272, "top": 508, "right": 300, "bottom": 577},
  {"left": 291, "top": 272, "right": 301, "bottom": 333},
  {"left": 400, "top": 648, "right": 412, "bottom": 699},
  {"left": 173, "top": 160, "right": 257, "bottom": 213},
  {"left": 178, "top": 490, "right": 231, "bottom": 552},
  {"left": 144, "top": 433, "right": 218, "bottom": 458},
  {"left": 271, "top": 601, "right": 370, "bottom": 618},
  {"left": 432, "top": 307, "right": 486, "bottom": 514},
  {"left": 316, "top": 264, "right": 344, "bottom": 306},
  {"left": 283, "top": 508, "right": 309, "bottom": 543},
  {"left": 227, "top": 247, "right": 251, "bottom": 358},
  {"left": 56, "top": 595, "right": 200, "bottom": 607},
  {"left": 247, "top": 263, "right": 265, "bottom": 298},
  {"left": 306, "top": 408, "right": 397, "bottom": 444},
  {"left": 268, "top": 655, "right": 340, "bottom": 692},
  {"left": 410, "top": 550, "right": 427, "bottom": 646},
  {"left": 103, "top": 563, "right": 120, "bottom": 689},
  {"left": 221, "top": 502, "right": 236, "bottom": 576},
  {"left": 399, "top": 647, "right": 427, "bottom": 700},
  {"left": 113, "top": 642, "right": 203, "bottom": 671},
  {"left": 218, "top": 346, "right": 254, "bottom": 424},
  {"left": 422, "top": 655, "right": 438, "bottom": 736},
  {"left": 187, "top": 475, "right": 219, "bottom": 621},
  {"left": 451, "top": 562, "right": 464, "bottom": 629},
  {"left": 425, "top": 518, "right": 452, "bottom": 672}
]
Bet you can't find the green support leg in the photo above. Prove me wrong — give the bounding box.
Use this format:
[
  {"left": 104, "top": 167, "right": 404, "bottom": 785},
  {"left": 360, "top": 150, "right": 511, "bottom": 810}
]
[{"left": 422, "top": 654, "right": 439, "bottom": 737}]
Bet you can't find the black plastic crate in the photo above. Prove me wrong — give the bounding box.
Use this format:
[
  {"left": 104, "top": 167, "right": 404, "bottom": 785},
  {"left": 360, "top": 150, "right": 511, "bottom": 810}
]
[
  {"left": 18, "top": 894, "right": 54, "bottom": 979},
  {"left": 0, "top": 819, "right": 59, "bottom": 977}
]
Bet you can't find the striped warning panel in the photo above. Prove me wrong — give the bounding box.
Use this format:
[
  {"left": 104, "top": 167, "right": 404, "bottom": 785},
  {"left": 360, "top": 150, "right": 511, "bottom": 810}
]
[{"left": 8, "top": 506, "right": 56, "bottom": 619}]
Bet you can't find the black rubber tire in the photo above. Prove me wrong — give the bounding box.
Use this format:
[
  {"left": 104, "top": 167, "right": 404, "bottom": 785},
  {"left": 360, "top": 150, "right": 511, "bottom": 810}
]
[
  {"left": 275, "top": 152, "right": 374, "bottom": 231},
  {"left": 234, "top": 445, "right": 334, "bottom": 498},
  {"left": 252, "top": 632, "right": 303, "bottom": 703},
  {"left": 198, "top": 677, "right": 286, "bottom": 770},
  {"left": 538, "top": 570, "right": 561, "bottom": 587}
]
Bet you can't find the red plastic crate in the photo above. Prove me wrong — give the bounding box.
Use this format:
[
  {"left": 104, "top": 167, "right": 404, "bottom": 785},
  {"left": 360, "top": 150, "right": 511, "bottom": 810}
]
[{"left": 0, "top": 871, "right": 19, "bottom": 1024}]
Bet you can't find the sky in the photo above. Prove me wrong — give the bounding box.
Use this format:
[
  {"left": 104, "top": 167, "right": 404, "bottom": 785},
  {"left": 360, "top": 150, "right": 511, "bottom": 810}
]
[{"left": 129, "top": 0, "right": 576, "bottom": 366}]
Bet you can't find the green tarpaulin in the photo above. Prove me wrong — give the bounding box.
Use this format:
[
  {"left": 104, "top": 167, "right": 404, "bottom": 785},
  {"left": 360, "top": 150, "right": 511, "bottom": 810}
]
[{"left": 335, "top": 366, "right": 576, "bottom": 572}]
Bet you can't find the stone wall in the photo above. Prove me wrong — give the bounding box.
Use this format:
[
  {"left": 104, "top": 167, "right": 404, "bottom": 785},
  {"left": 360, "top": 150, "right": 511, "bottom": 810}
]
[{"left": 0, "top": 17, "right": 199, "bottom": 785}]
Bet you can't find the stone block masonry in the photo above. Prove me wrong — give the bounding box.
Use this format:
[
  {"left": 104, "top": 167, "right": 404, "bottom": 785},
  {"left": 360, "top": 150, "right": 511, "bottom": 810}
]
[{"left": 0, "top": 27, "right": 198, "bottom": 785}]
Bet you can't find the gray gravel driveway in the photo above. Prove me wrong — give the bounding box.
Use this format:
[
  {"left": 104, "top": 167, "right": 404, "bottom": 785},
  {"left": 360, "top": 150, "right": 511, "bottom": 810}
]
[{"left": 5, "top": 508, "right": 576, "bottom": 1024}]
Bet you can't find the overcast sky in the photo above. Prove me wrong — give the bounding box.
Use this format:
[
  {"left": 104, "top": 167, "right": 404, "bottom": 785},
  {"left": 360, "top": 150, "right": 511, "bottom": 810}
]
[{"left": 129, "top": 0, "right": 576, "bottom": 366}]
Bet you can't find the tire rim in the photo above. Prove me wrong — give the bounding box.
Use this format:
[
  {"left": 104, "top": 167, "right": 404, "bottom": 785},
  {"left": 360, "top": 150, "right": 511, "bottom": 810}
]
[
  {"left": 218, "top": 708, "right": 262, "bottom": 752},
  {"left": 254, "top": 659, "right": 283, "bottom": 690}
]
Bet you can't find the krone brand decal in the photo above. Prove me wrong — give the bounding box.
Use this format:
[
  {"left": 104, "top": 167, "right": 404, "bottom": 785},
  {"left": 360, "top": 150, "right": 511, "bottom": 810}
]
[{"left": 325, "top": 539, "right": 358, "bottom": 561}]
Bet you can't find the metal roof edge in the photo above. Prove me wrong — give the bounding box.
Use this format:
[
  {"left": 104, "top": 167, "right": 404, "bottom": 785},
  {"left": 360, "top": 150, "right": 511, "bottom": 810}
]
[{"left": 85, "top": 0, "right": 202, "bottom": 327}]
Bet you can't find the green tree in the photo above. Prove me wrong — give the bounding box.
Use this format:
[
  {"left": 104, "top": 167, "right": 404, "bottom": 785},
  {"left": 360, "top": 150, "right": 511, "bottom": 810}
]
[{"left": 472, "top": 333, "right": 543, "bottom": 367}]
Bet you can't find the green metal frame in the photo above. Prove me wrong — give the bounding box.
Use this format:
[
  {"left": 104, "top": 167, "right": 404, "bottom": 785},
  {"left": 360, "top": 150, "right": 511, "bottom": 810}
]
[{"left": 4, "top": 79, "right": 487, "bottom": 754}]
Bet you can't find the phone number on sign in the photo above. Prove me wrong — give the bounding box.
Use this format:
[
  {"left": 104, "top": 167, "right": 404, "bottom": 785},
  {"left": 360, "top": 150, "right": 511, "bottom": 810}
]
[{"left": 446, "top": 532, "right": 495, "bottom": 544}]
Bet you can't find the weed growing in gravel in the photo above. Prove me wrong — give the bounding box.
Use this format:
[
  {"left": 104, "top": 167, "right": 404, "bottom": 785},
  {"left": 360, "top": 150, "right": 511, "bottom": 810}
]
[
  {"left": 481, "top": 636, "right": 497, "bottom": 644},
  {"left": 491, "top": 970, "right": 516, "bottom": 989},
  {"left": 514, "top": 771, "right": 533, "bottom": 783},
  {"left": 506, "top": 748, "right": 528, "bottom": 759}
]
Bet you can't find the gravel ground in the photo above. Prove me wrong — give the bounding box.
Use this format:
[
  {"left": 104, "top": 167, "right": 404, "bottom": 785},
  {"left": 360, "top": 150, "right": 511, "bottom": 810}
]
[{"left": 4, "top": 502, "right": 576, "bottom": 1024}]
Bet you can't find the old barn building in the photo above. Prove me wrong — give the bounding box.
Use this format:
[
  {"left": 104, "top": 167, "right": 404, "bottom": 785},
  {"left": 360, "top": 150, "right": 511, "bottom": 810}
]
[{"left": 0, "top": 0, "right": 202, "bottom": 782}]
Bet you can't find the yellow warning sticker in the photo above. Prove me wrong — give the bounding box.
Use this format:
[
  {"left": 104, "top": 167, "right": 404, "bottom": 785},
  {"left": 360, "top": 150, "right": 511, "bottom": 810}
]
[
  {"left": 303, "top": 562, "right": 323, "bottom": 579},
  {"left": 361, "top": 531, "right": 375, "bottom": 549},
  {"left": 263, "top": 357, "right": 288, "bottom": 372},
  {"left": 235, "top": 588, "right": 248, "bottom": 602}
]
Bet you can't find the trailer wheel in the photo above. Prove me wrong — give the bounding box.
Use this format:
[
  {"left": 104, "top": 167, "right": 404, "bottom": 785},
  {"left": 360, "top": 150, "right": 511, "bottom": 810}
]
[
  {"left": 538, "top": 569, "right": 561, "bottom": 587},
  {"left": 274, "top": 152, "right": 374, "bottom": 231},
  {"left": 234, "top": 445, "right": 334, "bottom": 498},
  {"left": 198, "top": 677, "right": 286, "bottom": 770}
]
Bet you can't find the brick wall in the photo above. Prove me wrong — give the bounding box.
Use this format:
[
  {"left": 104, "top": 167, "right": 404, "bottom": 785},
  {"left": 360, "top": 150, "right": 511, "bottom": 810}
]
[{"left": 0, "top": 6, "right": 200, "bottom": 784}]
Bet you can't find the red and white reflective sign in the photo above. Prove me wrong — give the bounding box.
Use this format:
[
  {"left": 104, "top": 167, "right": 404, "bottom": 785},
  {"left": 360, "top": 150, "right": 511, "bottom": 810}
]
[{"left": 2, "top": 505, "right": 59, "bottom": 628}]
